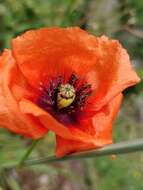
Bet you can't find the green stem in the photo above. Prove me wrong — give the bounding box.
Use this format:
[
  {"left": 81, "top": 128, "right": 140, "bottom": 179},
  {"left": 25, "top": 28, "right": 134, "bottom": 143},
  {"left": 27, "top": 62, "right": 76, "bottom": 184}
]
[
  {"left": 3, "top": 138, "right": 143, "bottom": 169},
  {"left": 18, "top": 139, "right": 40, "bottom": 168}
]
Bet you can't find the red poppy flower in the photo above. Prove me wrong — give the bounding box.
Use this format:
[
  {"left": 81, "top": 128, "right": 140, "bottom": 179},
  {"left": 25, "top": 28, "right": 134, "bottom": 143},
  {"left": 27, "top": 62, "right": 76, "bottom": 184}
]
[{"left": 0, "top": 27, "right": 140, "bottom": 157}]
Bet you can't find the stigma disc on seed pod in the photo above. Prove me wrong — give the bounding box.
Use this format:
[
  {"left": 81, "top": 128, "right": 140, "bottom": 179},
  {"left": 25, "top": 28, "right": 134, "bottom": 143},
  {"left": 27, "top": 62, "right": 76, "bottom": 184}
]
[{"left": 57, "top": 84, "right": 76, "bottom": 109}]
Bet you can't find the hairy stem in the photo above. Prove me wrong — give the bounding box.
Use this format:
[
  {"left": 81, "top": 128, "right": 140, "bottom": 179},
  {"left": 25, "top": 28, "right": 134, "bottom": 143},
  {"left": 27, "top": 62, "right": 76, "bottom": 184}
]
[{"left": 18, "top": 139, "right": 40, "bottom": 168}]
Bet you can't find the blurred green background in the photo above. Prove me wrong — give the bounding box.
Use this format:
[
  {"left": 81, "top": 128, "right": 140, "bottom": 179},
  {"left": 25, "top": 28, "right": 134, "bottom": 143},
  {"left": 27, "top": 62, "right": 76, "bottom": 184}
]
[{"left": 0, "top": 0, "right": 143, "bottom": 189}]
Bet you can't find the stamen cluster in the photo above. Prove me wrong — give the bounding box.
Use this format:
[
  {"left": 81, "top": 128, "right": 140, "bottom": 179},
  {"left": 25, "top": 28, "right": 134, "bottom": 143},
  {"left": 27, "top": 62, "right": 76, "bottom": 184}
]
[{"left": 37, "top": 74, "right": 92, "bottom": 123}]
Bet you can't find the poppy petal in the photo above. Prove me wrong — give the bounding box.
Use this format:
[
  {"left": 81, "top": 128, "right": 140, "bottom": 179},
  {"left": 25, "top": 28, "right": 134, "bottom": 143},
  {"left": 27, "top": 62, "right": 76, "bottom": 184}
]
[
  {"left": 12, "top": 27, "right": 98, "bottom": 87},
  {"left": 86, "top": 36, "right": 140, "bottom": 111},
  {"left": 0, "top": 50, "right": 48, "bottom": 138},
  {"left": 19, "top": 98, "right": 99, "bottom": 143},
  {"left": 56, "top": 93, "right": 123, "bottom": 157}
]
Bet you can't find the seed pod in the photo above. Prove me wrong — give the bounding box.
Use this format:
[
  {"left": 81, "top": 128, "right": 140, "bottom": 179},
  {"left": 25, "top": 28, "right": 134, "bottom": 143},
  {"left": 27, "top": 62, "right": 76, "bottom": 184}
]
[{"left": 57, "top": 84, "right": 75, "bottom": 109}]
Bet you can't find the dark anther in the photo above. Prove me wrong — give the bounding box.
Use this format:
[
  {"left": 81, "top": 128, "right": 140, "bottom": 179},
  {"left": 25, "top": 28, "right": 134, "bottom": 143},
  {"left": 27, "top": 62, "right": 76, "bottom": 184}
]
[
  {"left": 69, "top": 73, "right": 78, "bottom": 86},
  {"left": 77, "top": 84, "right": 91, "bottom": 95},
  {"left": 57, "top": 76, "right": 63, "bottom": 85},
  {"left": 82, "top": 84, "right": 92, "bottom": 91}
]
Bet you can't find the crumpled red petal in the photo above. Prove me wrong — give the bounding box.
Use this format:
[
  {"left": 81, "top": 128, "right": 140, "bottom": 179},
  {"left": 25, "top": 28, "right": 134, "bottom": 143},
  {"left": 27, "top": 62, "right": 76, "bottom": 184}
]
[
  {"left": 19, "top": 98, "right": 100, "bottom": 143},
  {"left": 56, "top": 93, "right": 123, "bottom": 157},
  {"left": 0, "top": 49, "right": 48, "bottom": 138},
  {"left": 12, "top": 27, "right": 97, "bottom": 87},
  {"left": 86, "top": 36, "right": 140, "bottom": 111}
]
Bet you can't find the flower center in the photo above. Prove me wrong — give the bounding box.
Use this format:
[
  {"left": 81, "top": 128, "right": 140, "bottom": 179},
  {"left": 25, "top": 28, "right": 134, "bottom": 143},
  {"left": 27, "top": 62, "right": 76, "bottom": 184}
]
[
  {"left": 57, "top": 84, "right": 76, "bottom": 109},
  {"left": 37, "top": 74, "right": 92, "bottom": 124}
]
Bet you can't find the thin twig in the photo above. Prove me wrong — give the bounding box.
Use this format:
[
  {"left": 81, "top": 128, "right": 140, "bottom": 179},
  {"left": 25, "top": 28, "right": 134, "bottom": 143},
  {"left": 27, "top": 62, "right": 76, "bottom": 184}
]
[
  {"left": 3, "top": 138, "right": 143, "bottom": 169},
  {"left": 124, "top": 26, "right": 143, "bottom": 39}
]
